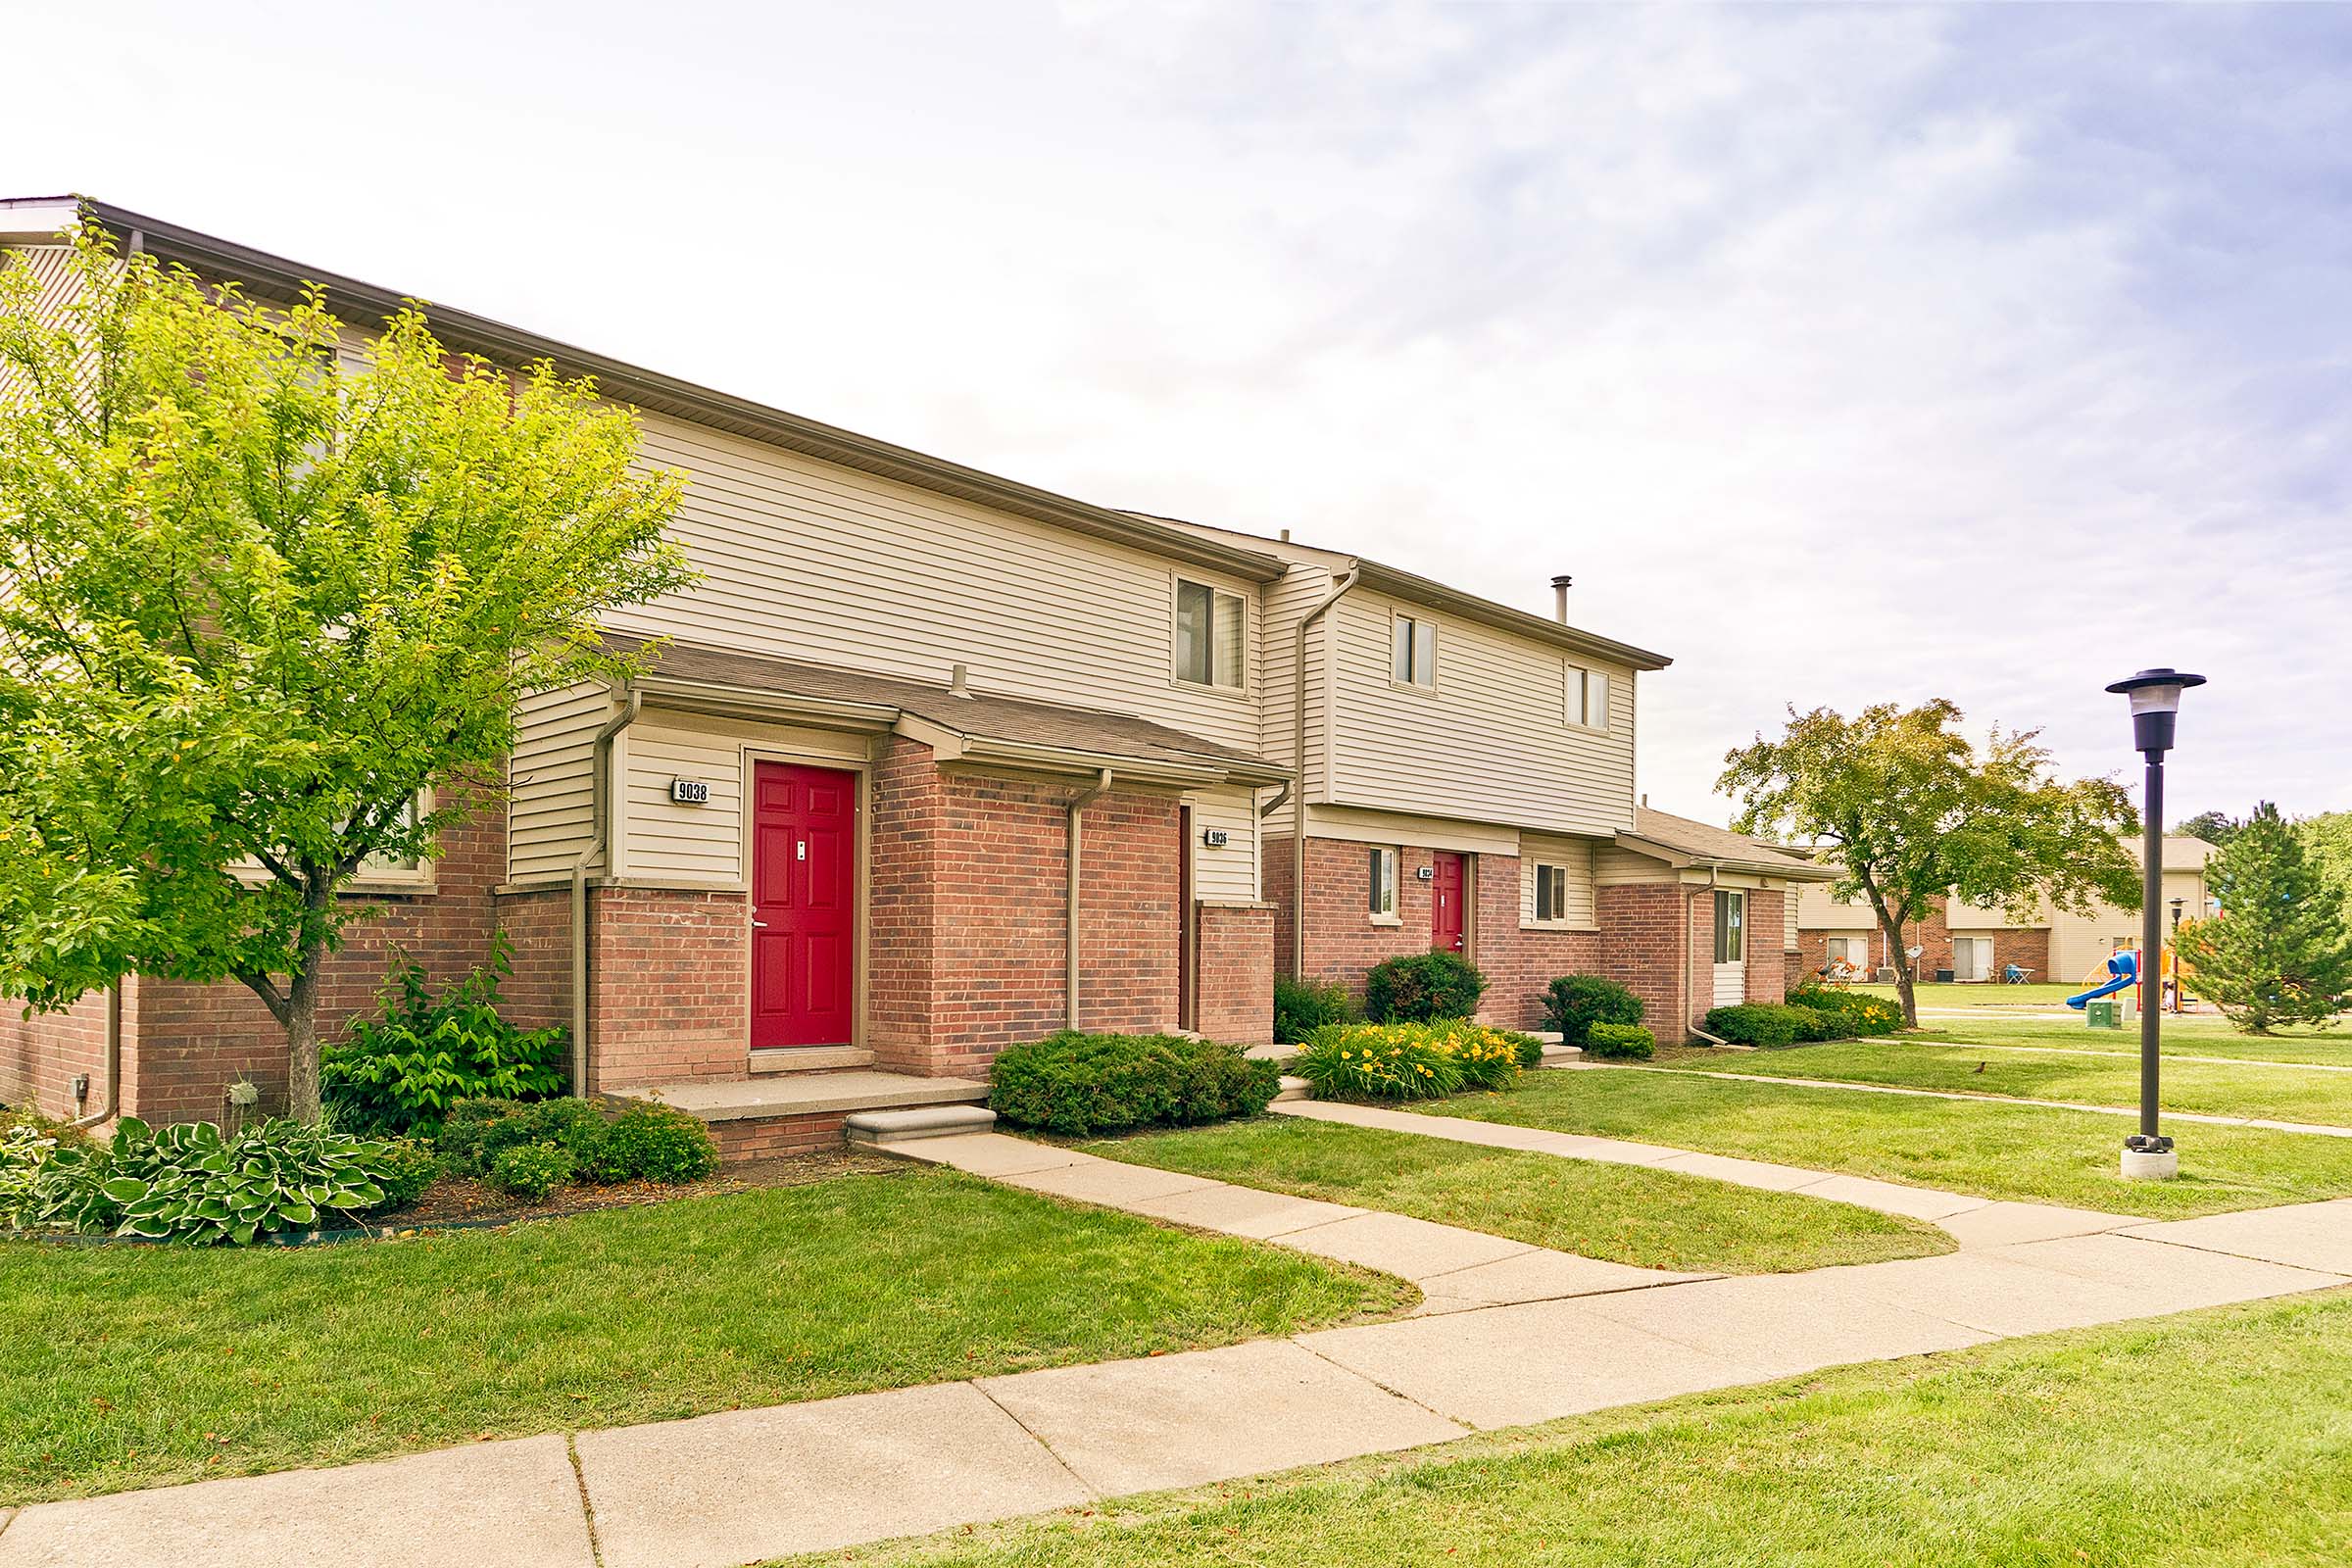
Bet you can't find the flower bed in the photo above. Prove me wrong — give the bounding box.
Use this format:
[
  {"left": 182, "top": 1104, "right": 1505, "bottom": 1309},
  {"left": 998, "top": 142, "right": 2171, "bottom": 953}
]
[{"left": 1292, "top": 1020, "right": 1539, "bottom": 1101}]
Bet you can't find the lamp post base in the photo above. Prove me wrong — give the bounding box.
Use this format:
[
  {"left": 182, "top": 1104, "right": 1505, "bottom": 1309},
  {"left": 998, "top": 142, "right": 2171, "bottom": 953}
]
[{"left": 2122, "top": 1136, "right": 2179, "bottom": 1181}]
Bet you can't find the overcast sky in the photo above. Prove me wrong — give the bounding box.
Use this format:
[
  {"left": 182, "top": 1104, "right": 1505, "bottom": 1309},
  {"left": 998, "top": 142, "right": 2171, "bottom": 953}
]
[{"left": 11, "top": 2, "right": 2346, "bottom": 827}]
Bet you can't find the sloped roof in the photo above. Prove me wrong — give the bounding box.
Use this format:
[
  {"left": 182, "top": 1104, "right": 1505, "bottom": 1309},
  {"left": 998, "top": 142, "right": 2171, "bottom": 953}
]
[
  {"left": 602, "top": 634, "right": 1284, "bottom": 785},
  {"left": 1617, "top": 807, "right": 1838, "bottom": 880}
]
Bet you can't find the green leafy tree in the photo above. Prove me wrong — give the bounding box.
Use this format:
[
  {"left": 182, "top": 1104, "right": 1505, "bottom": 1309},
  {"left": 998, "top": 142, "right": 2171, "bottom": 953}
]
[
  {"left": 2299, "top": 810, "right": 2352, "bottom": 928},
  {"left": 2175, "top": 809, "right": 2240, "bottom": 848},
  {"left": 1720, "top": 701, "right": 2139, "bottom": 1027},
  {"left": 2178, "top": 803, "right": 2352, "bottom": 1034},
  {"left": 0, "top": 227, "right": 695, "bottom": 1119}
]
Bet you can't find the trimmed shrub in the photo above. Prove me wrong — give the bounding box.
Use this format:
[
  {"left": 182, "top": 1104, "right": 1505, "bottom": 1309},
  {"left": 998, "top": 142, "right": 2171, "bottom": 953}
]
[
  {"left": 1585, "top": 1022, "right": 1656, "bottom": 1060},
  {"left": 322, "top": 935, "right": 566, "bottom": 1137},
  {"left": 1501, "top": 1029, "right": 1547, "bottom": 1069},
  {"left": 1363, "top": 952, "right": 1489, "bottom": 1023},
  {"left": 601, "top": 1102, "right": 718, "bottom": 1184},
  {"left": 489, "top": 1142, "right": 575, "bottom": 1202},
  {"left": 372, "top": 1139, "right": 442, "bottom": 1210},
  {"left": 1273, "top": 976, "right": 1358, "bottom": 1044},
  {"left": 1543, "top": 974, "right": 1644, "bottom": 1047},
  {"left": 1787, "top": 1005, "right": 1843, "bottom": 1043},
  {"left": 1294, "top": 1024, "right": 1465, "bottom": 1101},
  {"left": 1702, "top": 1003, "right": 1814, "bottom": 1048},
  {"left": 990, "top": 1033, "right": 1279, "bottom": 1137},
  {"left": 1787, "top": 984, "right": 1902, "bottom": 1038}
]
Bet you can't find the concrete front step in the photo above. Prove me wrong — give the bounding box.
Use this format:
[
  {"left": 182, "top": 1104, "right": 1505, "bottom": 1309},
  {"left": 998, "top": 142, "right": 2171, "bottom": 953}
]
[
  {"left": 845, "top": 1105, "right": 999, "bottom": 1147},
  {"left": 609, "top": 1070, "right": 989, "bottom": 1161},
  {"left": 750, "top": 1046, "right": 876, "bottom": 1075},
  {"left": 1274, "top": 1075, "right": 1313, "bottom": 1103},
  {"left": 1540, "top": 1044, "right": 1584, "bottom": 1066}
]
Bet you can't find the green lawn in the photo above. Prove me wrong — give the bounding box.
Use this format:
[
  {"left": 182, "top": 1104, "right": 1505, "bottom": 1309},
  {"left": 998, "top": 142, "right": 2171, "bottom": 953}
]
[
  {"left": 1914, "top": 1009, "right": 2352, "bottom": 1068},
  {"left": 1658, "top": 1036, "right": 2352, "bottom": 1128},
  {"left": 795, "top": 1290, "right": 2352, "bottom": 1567},
  {"left": 0, "top": 1168, "right": 1406, "bottom": 1505},
  {"left": 1854, "top": 980, "right": 2086, "bottom": 1008},
  {"left": 1085, "top": 1117, "right": 1950, "bottom": 1274},
  {"left": 1415, "top": 1070, "right": 2352, "bottom": 1217}
]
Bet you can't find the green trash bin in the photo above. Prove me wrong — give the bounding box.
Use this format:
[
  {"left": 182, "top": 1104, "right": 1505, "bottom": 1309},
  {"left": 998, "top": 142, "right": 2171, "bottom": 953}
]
[{"left": 2084, "top": 999, "right": 2122, "bottom": 1030}]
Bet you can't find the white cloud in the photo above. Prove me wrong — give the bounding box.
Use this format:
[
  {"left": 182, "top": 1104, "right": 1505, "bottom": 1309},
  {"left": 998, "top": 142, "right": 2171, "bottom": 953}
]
[{"left": 9, "top": 1, "right": 2343, "bottom": 823}]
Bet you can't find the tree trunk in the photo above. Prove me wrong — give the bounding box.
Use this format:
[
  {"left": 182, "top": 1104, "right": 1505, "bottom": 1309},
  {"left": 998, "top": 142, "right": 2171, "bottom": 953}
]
[
  {"left": 1883, "top": 916, "right": 1919, "bottom": 1029},
  {"left": 283, "top": 948, "right": 324, "bottom": 1123}
]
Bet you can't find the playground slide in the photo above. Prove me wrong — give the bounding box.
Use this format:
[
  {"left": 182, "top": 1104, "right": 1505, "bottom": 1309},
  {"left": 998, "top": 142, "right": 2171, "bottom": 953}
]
[{"left": 2067, "top": 950, "right": 2138, "bottom": 1010}]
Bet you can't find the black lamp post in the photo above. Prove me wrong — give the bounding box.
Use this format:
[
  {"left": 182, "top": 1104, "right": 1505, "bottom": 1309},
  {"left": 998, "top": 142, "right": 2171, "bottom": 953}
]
[{"left": 2104, "top": 667, "right": 2206, "bottom": 1179}]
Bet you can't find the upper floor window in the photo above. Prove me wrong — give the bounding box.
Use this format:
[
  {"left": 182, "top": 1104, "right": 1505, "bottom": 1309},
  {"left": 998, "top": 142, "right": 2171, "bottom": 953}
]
[
  {"left": 1713, "top": 890, "right": 1745, "bottom": 963},
  {"left": 1392, "top": 613, "right": 1436, "bottom": 688},
  {"left": 1566, "top": 664, "right": 1611, "bottom": 729},
  {"left": 1368, "top": 847, "right": 1398, "bottom": 918},
  {"left": 1173, "top": 578, "right": 1245, "bottom": 690}
]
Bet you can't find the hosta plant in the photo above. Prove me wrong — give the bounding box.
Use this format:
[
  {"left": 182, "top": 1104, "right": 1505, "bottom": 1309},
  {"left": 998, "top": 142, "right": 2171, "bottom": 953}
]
[{"left": 20, "top": 1117, "right": 393, "bottom": 1245}]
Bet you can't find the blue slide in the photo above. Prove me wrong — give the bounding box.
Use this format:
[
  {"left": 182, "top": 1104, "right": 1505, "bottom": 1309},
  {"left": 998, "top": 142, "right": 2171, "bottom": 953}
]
[{"left": 2067, "top": 950, "right": 2138, "bottom": 1010}]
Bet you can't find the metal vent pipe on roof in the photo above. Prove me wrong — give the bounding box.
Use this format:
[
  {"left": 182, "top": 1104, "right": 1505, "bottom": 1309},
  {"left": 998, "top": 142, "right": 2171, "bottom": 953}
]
[{"left": 1552, "top": 574, "right": 1573, "bottom": 623}]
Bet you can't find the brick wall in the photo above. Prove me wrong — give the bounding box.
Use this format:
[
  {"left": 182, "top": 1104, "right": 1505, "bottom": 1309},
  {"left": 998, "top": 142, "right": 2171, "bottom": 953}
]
[
  {"left": 588, "top": 887, "right": 751, "bottom": 1089},
  {"left": 1469, "top": 853, "right": 1605, "bottom": 1030},
  {"left": 866, "top": 738, "right": 942, "bottom": 1073},
  {"left": 707, "top": 1109, "right": 849, "bottom": 1160},
  {"left": 1742, "top": 889, "right": 1788, "bottom": 1004},
  {"left": 0, "top": 989, "right": 112, "bottom": 1121},
  {"left": 13, "top": 801, "right": 509, "bottom": 1126},
  {"left": 1281, "top": 836, "right": 1437, "bottom": 994},
  {"left": 1196, "top": 902, "right": 1274, "bottom": 1044},
  {"left": 1595, "top": 881, "right": 1689, "bottom": 1038}
]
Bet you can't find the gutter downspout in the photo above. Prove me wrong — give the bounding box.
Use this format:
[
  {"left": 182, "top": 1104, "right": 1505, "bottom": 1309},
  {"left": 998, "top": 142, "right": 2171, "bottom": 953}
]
[
  {"left": 1684, "top": 862, "right": 1723, "bottom": 1042},
  {"left": 1066, "top": 768, "right": 1115, "bottom": 1030},
  {"left": 568, "top": 685, "right": 643, "bottom": 1099},
  {"left": 66, "top": 985, "right": 122, "bottom": 1130},
  {"left": 1290, "top": 566, "right": 1360, "bottom": 977}
]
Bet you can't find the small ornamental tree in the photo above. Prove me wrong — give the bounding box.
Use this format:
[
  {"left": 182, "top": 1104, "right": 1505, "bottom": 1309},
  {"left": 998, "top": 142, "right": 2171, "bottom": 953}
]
[
  {"left": 0, "top": 226, "right": 695, "bottom": 1119},
  {"left": 2178, "top": 803, "right": 2352, "bottom": 1034},
  {"left": 1720, "top": 701, "right": 2139, "bottom": 1028}
]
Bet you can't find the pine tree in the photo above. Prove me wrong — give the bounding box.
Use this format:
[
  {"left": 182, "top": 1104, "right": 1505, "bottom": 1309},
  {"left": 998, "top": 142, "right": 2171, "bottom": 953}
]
[{"left": 2178, "top": 803, "right": 2352, "bottom": 1034}]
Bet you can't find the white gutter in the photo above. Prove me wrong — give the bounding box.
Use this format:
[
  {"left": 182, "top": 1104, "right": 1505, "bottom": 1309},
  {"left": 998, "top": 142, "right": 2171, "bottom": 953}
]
[
  {"left": 1290, "top": 567, "right": 1359, "bottom": 976},
  {"left": 567, "top": 685, "right": 643, "bottom": 1099},
  {"left": 1065, "top": 768, "right": 1115, "bottom": 1029}
]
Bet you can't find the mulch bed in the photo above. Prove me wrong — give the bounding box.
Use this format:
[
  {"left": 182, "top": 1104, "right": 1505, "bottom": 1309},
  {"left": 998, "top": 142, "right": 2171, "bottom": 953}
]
[{"left": 387, "top": 1146, "right": 911, "bottom": 1230}]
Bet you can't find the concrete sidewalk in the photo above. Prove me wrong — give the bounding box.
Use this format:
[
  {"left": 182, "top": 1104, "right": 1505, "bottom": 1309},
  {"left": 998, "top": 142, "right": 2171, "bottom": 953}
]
[{"left": 5, "top": 1137, "right": 2346, "bottom": 1568}]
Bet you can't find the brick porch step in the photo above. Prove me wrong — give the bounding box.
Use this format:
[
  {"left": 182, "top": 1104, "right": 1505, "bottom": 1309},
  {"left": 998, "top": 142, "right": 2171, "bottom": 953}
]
[{"left": 609, "top": 1070, "right": 988, "bottom": 1161}]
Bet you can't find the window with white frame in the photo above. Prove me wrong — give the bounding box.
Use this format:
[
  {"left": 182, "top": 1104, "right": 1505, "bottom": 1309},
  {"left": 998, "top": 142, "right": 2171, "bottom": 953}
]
[
  {"left": 1824, "top": 935, "right": 1864, "bottom": 965},
  {"left": 1173, "top": 578, "right": 1246, "bottom": 689},
  {"left": 1368, "top": 847, "right": 1398, "bottom": 918},
  {"left": 1391, "top": 613, "right": 1436, "bottom": 688},
  {"left": 1713, "top": 889, "right": 1745, "bottom": 963},
  {"left": 1533, "top": 862, "right": 1570, "bottom": 923},
  {"left": 356, "top": 791, "right": 433, "bottom": 883},
  {"left": 1566, "top": 664, "right": 1611, "bottom": 729}
]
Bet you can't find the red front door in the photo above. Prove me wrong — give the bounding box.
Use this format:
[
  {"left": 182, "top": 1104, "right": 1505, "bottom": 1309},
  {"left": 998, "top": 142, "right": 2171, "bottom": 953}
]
[
  {"left": 1431, "top": 852, "right": 1466, "bottom": 955},
  {"left": 750, "top": 760, "right": 857, "bottom": 1049}
]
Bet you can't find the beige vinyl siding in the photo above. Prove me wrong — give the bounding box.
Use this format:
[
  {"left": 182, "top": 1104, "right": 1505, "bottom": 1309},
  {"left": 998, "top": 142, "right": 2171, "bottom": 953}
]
[
  {"left": 1325, "top": 590, "right": 1635, "bottom": 838},
  {"left": 1255, "top": 561, "right": 1336, "bottom": 837},
  {"left": 1594, "top": 845, "right": 1673, "bottom": 885},
  {"left": 612, "top": 709, "right": 874, "bottom": 887},
  {"left": 1305, "top": 805, "right": 1520, "bottom": 858},
  {"left": 2, "top": 245, "right": 81, "bottom": 330},
  {"left": 1518, "top": 834, "right": 1598, "bottom": 929},
  {"left": 508, "top": 682, "right": 610, "bottom": 883},
  {"left": 2047, "top": 865, "right": 2210, "bottom": 987},
  {"left": 1186, "top": 786, "right": 1261, "bottom": 903},
  {"left": 1795, "top": 879, "right": 1878, "bottom": 928},
  {"left": 1783, "top": 887, "right": 1801, "bottom": 952},
  {"left": 611, "top": 415, "right": 1261, "bottom": 755}
]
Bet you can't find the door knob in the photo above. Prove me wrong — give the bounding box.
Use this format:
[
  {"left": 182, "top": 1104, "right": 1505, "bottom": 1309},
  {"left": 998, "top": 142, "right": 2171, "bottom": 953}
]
[{"left": 751, "top": 919, "right": 769, "bottom": 929}]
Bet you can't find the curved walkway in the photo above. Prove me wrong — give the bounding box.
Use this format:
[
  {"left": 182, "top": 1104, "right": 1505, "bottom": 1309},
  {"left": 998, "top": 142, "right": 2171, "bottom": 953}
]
[{"left": 5, "top": 1127, "right": 2348, "bottom": 1568}]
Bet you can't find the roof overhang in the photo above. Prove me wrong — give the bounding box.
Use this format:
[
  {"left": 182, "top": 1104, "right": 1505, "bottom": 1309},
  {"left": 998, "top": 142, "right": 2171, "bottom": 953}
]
[
  {"left": 3, "top": 195, "right": 1288, "bottom": 586},
  {"left": 1352, "top": 562, "right": 1672, "bottom": 671},
  {"left": 1611, "top": 830, "right": 1838, "bottom": 881}
]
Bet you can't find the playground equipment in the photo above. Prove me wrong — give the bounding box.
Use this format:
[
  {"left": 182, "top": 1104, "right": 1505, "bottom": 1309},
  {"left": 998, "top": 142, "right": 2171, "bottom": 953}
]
[{"left": 2067, "top": 946, "right": 2187, "bottom": 1018}]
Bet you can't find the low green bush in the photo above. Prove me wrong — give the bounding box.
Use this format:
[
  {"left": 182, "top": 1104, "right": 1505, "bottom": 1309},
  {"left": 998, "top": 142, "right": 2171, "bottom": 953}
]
[
  {"left": 1584, "top": 1022, "right": 1656, "bottom": 1060},
  {"left": 10, "top": 1117, "right": 395, "bottom": 1245},
  {"left": 489, "top": 1142, "right": 575, "bottom": 1202},
  {"left": 1788, "top": 1005, "right": 1844, "bottom": 1043},
  {"left": 321, "top": 935, "right": 566, "bottom": 1137},
  {"left": 1273, "top": 976, "right": 1358, "bottom": 1044},
  {"left": 601, "top": 1102, "right": 718, "bottom": 1184},
  {"left": 990, "top": 1032, "right": 1280, "bottom": 1137},
  {"left": 1786, "top": 984, "right": 1902, "bottom": 1037},
  {"left": 373, "top": 1139, "right": 442, "bottom": 1210},
  {"left": 436, "top": 1097, "right": 608, "bottom": 1178},
  {"left": 1363, "top": 952, "right": 1489, "bottom": 1023},
  {"left": 1543, "top": 974, "right": 1645, "bottom": 1046},
  {"left": 1702, "top": 1003, "right": 1813, "bottom": 1048}
]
